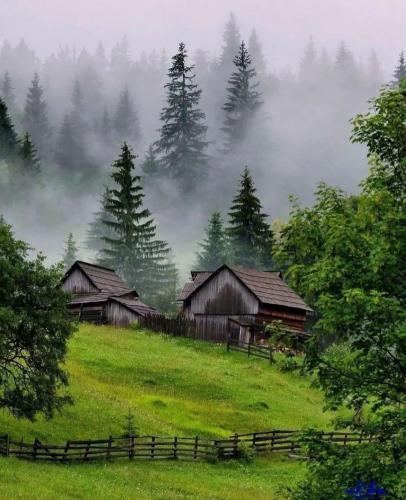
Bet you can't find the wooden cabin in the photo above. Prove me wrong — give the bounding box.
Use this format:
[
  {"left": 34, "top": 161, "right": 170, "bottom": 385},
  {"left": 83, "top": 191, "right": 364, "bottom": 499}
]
[
  {"left": 62, "top": 261, "right": 155, "bottom": 326},
  {"left": 178, "top": 264, "right": 313, "bottom": 343}
]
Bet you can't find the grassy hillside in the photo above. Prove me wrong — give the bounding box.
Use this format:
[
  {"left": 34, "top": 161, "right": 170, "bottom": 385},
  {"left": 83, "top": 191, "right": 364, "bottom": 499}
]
[{"left": 0, "top": 324, "right": 333, "bottom": 499}]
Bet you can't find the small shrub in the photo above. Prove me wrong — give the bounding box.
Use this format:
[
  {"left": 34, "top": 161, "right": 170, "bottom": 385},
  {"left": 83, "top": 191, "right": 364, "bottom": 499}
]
[
  {"left": 278, "top": 356, "right": 300, "bottom": 373},
  {"left": 236, "top": 441, "right": 257, "bottom": 463}
]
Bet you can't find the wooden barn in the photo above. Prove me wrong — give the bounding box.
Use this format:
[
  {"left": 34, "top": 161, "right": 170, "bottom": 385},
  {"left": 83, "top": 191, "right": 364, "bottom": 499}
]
[
  {"left": 62, "top": 261, "right": 155, "bottom": 326},
  {"left": 178, "top": 264, "right": 313, "bottom": 343}
]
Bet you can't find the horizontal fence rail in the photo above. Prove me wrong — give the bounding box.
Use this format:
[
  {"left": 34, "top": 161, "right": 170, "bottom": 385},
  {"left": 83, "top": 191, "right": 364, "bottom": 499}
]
[
  {"left": 227, "top": 338, "right": 274, "bottom": 363},
  {"left": 0, "top": 430, "right": 373, "bottom": 464}
]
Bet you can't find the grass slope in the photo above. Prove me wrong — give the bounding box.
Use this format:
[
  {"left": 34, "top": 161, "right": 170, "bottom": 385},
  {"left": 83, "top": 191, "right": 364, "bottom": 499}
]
[{"left": 0, "top": 324, "right": 332, "bottom": 499}]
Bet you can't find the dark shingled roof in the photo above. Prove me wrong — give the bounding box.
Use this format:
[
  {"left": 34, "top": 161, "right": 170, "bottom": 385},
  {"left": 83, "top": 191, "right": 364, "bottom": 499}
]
[
  {"left": 68, "top": 261, "right": 134, "bottom": 295},
  {"left": 178, "top": 265, "right": 312, "bottom": 313}
]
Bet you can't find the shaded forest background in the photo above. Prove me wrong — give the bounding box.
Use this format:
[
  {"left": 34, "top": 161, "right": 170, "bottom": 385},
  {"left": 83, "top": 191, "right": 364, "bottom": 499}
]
[{"left": 0, "top": 13, "right": 389, "bottom": 277}]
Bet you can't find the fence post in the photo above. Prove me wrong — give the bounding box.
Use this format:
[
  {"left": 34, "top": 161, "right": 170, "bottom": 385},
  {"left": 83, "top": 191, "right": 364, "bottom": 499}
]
[
  {"left": 233, "top": 433, "right": 239, "bottom": 458},
  {"left": 227, "top": 338, "right": 230, "bottom": 352},
  {"left": 247, "top": 343, "right": 251, "bottom": 358},
  {"left": 107, "top": 435, "right": 113, "bottom": 459},
  {"left": 129, "top": 435, "right": 135, "bottom": 459},
  {"left": 173, "top": 436, "right": 178, "bottom": 460},
  {"left": 151, "top": 436, "right": 156, "bottom": 459},
  {"left": 33, "top": 438, "right": 39, "bottom": 460},
  {"left": 63, "top": 440, "right": 70, "bottom": 461},
  {"left": 269, "top": 346, "right": 274, "bottom": 364},
  {"left": 4, "top": 434, "right": 9, "bottom": 457},
  {"left": 271, "top": 430, "right": 275, "bottom": 451},
  {"left": 193, "top": 436, "right": 199, "bottom": 460}
]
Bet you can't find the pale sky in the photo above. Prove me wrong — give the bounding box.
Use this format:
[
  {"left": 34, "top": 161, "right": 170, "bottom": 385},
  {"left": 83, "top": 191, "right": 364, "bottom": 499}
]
[{"left": 1, "top": 0, "right": 405, "bottom": 74}]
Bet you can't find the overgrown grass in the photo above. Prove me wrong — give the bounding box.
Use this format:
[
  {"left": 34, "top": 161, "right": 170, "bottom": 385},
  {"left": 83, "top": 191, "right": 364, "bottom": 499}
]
[{"left": 0, "top": 324, "right": 332, "bottom": 498}]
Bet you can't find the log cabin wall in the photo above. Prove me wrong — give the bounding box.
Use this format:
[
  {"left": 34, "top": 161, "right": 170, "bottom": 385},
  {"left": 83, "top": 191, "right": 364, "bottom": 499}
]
[
  {"left": 257, "top": 304, "right": 307, "bottom": 331},
  {"left": 62, "top": 268, "right": 98, "bottom": 294},
  {"left": 105, "top": 301, "right": 140, "bottom": 327},
  {"left": 190, "top": 268, "right": 259, "bottom": 316}
]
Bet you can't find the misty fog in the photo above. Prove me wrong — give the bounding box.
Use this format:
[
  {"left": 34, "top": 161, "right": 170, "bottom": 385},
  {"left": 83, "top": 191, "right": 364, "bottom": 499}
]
[{"left": 0, "top": 5, "right": 403, "bottom": 279}]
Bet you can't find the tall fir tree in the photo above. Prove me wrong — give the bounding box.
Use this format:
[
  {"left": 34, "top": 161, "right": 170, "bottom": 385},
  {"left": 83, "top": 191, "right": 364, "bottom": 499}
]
[
  {"left": 222, "top": 41, "right": 262, "bottom": 151},
  {"left": 195, "top": 211, "right": 228, "bottom": 270},
  {"left": 219, "top": 13, "right": 241, "bottom": 75},
  {"left": 248, "top": 28, "right": 266, "bottom": 76},
  {"left": 13, "top": 132, "right": 41, "bottom": 189},
  {"left": 55, "top": 80, "right": 88, "bottom": 171},
  {"left": 22, "top": 72, "right": 50, "bottom": 158},
  {"left": 154, "top": 42, "right": 208, "bottom": 192},
  {"left": 0, "top": 97, "right": 17, "bottom": 161},
  {"left": 1, "top": 71, "right": 15, "bottom": 111},
  {"left": 141, "top": 144, "right": 160, "bottom": 183},
  {"left": 113, "top": 87, "right": 140, "bottom": 145},
  {"left": 227, "top": 167, "right": 274, "bottom": 269},
  {"left": 99, "top": 143, "right": 176, "bottom": 306},
  {"left": 62, "top": 232, "right": 78, "bottom": 269},
  {"left": 392, "top": 51, "right": 406, "bottom": 84}
]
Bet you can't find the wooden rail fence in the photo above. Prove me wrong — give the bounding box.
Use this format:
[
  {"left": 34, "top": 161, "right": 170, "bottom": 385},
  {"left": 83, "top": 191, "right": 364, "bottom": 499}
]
[
  {"left": 227, "top": 338, "right": 274, "bottom": 363},
  {"left": 0, "top": 430, "right": 373, "bottom": 463}
]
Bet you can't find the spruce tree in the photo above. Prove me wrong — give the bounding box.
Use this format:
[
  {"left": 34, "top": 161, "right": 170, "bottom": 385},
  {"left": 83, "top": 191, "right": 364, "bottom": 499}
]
[
  {"left": 1, "top": 71, "right": 15, "bottom": 110},
  {"left": 13, "top": 133, "right": 41, "bottom": 189},
  {"left": 222, "top": 41, "right": 262, "bottom": 151},
  {"left": 22, "top": 73, "right": 50, "bottom": 158},
  {"left": 113, "top": 87, "right": 140, "bottom": 145},
  {"left": 55, "top": 80, "right": 88, "bottom": 171},
  {"left": 220, "top": 13, "right": 241, "bottom": 75},
  {"left": 141, "top": 144, "right": 160, "bottom": 182},
  {"left": 54, "top": 113, "right": 76, "bottom": 170},
  {"left": 227, "top": 167, "right": 274, "bottom": 268},
  {"left": 154, "top": 42, "right": 208, "bottom": 192},
  {"left": 0, "top": 97, "right": 17, "bottom": 161},
  {"left": 248, "top": 28, "right": 266, "bottom": 76},
  {"left": 100, "top": 143, "right": 176, "bottom": 305},
  {"left": 62, "top": 232, "right": 78, "bottom": 269},
  {"left": 393, "top": 51, "right": 406, "bottom": 84},
  {"left": 195, "top": 211, "right": 228, "bottom": 270}
]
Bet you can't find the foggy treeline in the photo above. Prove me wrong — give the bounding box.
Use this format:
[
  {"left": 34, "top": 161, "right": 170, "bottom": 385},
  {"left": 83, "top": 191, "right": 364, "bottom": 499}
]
[{"left": 0, "top": 13, "right": 389, "bottom": 277}]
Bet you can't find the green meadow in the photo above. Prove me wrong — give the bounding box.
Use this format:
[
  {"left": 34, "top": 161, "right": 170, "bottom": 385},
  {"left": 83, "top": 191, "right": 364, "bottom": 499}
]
[{"left": 0, "top": 324, "right": 333, "bottom": 499}]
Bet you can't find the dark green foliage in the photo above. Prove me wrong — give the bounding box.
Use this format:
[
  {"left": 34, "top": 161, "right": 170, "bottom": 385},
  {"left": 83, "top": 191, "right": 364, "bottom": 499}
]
[
  {"left": 10, "top": 133, "right": 42, "bottom": 193},
  {"left": 392, "top": 50, "right": 406, "bottom": 84},
  {"left": 22, "top": 72, "right": 50, "bottom": 158},
  {"left": 290, "top": 430, "right": 405, "bottom": 499},
  {"left": 62, "top": 232, "right": 78, "bottom": 269},
  {"left": 275, "top": 184, "right": 405, "bottom": 341},
  {"left": 99, "top": 143, "right": 177, "bottom": 307},
  {"left": 195, "top": 211, "right": 228, "bottom": 270},
  {"left": 0, "top": 97, "right": 17, "bottom": 161},
  {"left": 352, "top": 79, "right": 406, "bottom": 199},
  {"left": 113, "top": 87, "right": 140, "bottom": 145},
  {"left": 1, "top": 71, "right": 15, "bottom": 110},
  {"left": 281, "top": 83, "right": 406, "bottom": 499},
  {"left": 154, "top": 42, "right": 208, "bottom": 192},
  {"left": 0, "top": 218, "right": 75, "bottom": 419},
  {"left": 222, "top": 41, "right": 262, "bottom": 150},
  {"left": 227, "top": 167, "right": 274, "bottom": 268}
]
